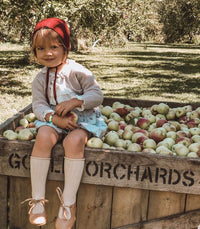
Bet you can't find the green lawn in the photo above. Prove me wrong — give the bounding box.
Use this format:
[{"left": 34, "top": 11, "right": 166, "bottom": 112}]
[{"left": 0, "top": 42, "right": 200, "bottom": 124}]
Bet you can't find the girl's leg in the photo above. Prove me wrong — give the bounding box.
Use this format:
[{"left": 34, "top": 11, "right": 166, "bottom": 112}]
[
  {"left": 56, "top": 128, "right": 88, "bottom": 229},
  {"left": 29, "top": 126, "right": 59, "bottom": 226}
]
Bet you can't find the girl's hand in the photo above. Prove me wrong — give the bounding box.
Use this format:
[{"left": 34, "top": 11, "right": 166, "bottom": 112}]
[
  {"left": 55, "top": 98, "right": 83, "bottom": 117},
  {"left": 52, "top": 114, "right": 79, "bottom": 130}
]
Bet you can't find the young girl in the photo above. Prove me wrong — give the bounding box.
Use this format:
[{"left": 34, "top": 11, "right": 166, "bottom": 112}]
[{"left": 26, "top": 18, "right": 107, "bottom": 229}]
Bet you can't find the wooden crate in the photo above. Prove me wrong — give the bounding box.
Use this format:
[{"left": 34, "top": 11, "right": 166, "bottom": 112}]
[{"left": 1, "top": 97, "right": 200, "bottom": 229}]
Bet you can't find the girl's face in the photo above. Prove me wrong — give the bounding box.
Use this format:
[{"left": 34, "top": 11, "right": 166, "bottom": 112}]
[{"left": 34, "top": 30, "right": 67, "bottom": 70}]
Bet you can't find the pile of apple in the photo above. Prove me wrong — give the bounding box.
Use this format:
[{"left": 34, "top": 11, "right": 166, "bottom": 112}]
[
  {"left": 2, "top": 111, "right": 78, "bottom": 141},
  {"left": 3, "top": 113, "right": 37, "bottom": 141},
  {"left": 87, "top": 101, "right": 200, "bottom": 158}
]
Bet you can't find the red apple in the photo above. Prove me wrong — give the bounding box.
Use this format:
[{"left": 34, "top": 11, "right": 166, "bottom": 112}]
[
  {"left": 176, "top": 137, "right": 192, "bottom": 147},
  {"left": 66, "top": 112, "right": 78, "bottom": 123},
  {"left": 136, "top": 135, "right": 148, "bottom": 145},
  {"left": 179, "top": 116, "right": 190, "bottom": 124},
  {"left": 135, "top": 129, "right": 149, "bottom": 137},
  {"left": 15, "top": 126, "right": 25, "bottom": 133},
  {"left": 156, "top": 119, "right": 168, "bottom": 127},
  {"left": 149, "top": 127, "right": 166, "bottom": 143},
  {"left": 137, "top": 118, "right": 150, "bottom": 129}
]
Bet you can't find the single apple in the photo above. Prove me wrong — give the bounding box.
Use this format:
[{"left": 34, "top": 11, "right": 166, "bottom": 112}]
[
  {"left": 175, "top": 137, "right": 192, "bottom": 147},
  {"left": 136, "top": 135, "right": 148, "bottom": 145},
  {"left": 157, "top": 140, "right": 171, "bottom": 149},
  {"left": 66, "top": 112, "right": 78, "bottom": 123},
  {"left": 166, "top": 109, "right": 176, "bottom": 120},
  {"left": 19, "top": 118, "right": 29, "bottom": 128},
  {"left": 172, "top": 144, "right": 189, "bottom": 156},
  {"left": 18, "top": 129, "right": 34, "bottom": 141},
  {"left": 127, "top": 143, "right": 142, "bottom": 152},
  {"left": 162, "top": 137, "right": 175, "bottom": 149},
  {"left": 117, "top": 129, "right": 124, "bottom": 138},
  {"left": 189, "top": 127, "right": 200, "bottom": 136},
  {"left": 166, "top": 131, "right": 177, "bottom": 141},
  {"left": 188, "top": 142, "right": 200, "bottom": 153},
  {"left": 3, "top": 130, "right": 18, "bottom": 140},
  {"left": 25, "top": 112, "right": 37, "bottom": 122},
  {"left": 27, "top": 122, "right": 36, "bottom": 128},
  {"left": 143, "top": 139, "right": 156, "bottom": 149},
  {"left": 137, "top": 118, "right": 150, "bottom": 129},
  {"left": 156, "top": 119, "right": 168, "bottom": 128},
  {"left": 104, "top": 131, "right": 119, "bottom": 146},
  {"left": 175, "top": 107, "right": 186, "bottom": 118},
  {"left": 156, "top": 145, "right": 173, "bottom": 155},
  {"left": 142, "top": 108, "right": 151, "bottom": 117},
  {"left": 109, "top": 112, "right": 122, "bottom": 122},
  {"left": 130, "top": 109, "right": 141, "bottom": 118},
  {"left": 149, "top": 127, "right": 166, "bottom": 143},
  {"left": 183, "top": 105, "right": 193, "bottom": 113},
  {"left": 187, "top": 152, "right": 198, "bottom": 158},
  {"left": 148, "top": 123, "right": 156, "bottom": 132},
  {"left": 102, "top": 143, "right": 110, "bottom": 149},
  {"left": 150, "top": 104, "right": 158, "bottom": 115},
  {"left": 168, "top": 121, "right": 181, "bottom": 131},
  {"left": 191, "top": 135, "right": 200, "bottom": 143},
  {"left": 132, "top": 132, "right": 146, "bottom": 143},
  {"left": 114, "top": 139, "right": 126, "bottom": 148},
  {"left": 114, "top": 106, "right": 129, "bottom": 117},
  {"left": 112, "top": 101, "right": 123, "bottom": 110},
  {"left": 119, "top": 121, "right": 127, "bottom": 130},
  {"left": 157, "top": 103, "right": 169, "bottom": 115},
  {"left": 187, "top": 121, "right": 197, "bottom": 128},
  {"left": 179, "top": 116, "right": 190, "bottom": 124},
  {"left": 135, "top": 129, "right": 149, "bottom": 137},
  {"left": 101, "top": 106, "right": 113, "bottom": 117},
  {"left": 124, "top": 140, "right": 132, "bottom": 149},
  {"left": 176, "top": 130, "right": 191, "bottom": 139},
  {"left": 190, "top": 110, "right": 199, "bottom": 119},
  {"left": 162, "top": 123, "right": 176, "bottom": 132},
  {"left": 107, "top": 120, "right": 119, "bottom": 131},
  {"left": 142, "top": 148, "right": 156, "bottom": 154},
  {"left": 144, "top": 114, "right": 156, "bottom": 123},
  {"left": 87, "top": 137, "right": 103, "bottom": 148},
  {"left": 15, "top": 126, "right": 25, "bottom": 133},
  {"left": 122, "top": 130, "right": 133, "bottom": 140}
]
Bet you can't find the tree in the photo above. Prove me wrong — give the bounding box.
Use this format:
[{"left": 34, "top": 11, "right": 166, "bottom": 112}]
[{"left": 157, "top": 0, "right": 200, "bottom": 43}]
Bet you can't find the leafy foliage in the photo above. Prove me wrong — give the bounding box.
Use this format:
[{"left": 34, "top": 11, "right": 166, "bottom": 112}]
[{"left": 0, "top": 0, "right": 199, "bottom": 46}]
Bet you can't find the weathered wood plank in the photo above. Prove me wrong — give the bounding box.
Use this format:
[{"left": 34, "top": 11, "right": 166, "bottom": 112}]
[
  {"left": 111, "top": 187, "right": 149, "bottom": 228},
  {"left": 76, "top": 183, "right": 112, "bottom": 229},
  {"left": 112, "top": 208, "right": 200, "bottom": 229},
  {"left": 0, "top": 175, "right": 8, "bottom": 229},
  {"left": 147, "top": 190, "right": 185, "bottom": 220},
  {"left": 185, "top": 193, "right": 200, "bottom": 211},
  {"left": 9, "top": 177, "right": 36, "bottom": 229},
  {"left": 1, "top": 139, "right": 200, "bottom": 195}
]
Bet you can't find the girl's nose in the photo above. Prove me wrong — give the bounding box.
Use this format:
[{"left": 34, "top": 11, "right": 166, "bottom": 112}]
[{"left": 46, "top": 49, "right": 53, "bottom": 55}]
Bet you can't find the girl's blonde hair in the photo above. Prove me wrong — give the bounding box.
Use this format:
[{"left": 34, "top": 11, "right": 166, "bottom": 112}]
[{"left": 31, "top": 28, "right": 68, "bottom": 62}]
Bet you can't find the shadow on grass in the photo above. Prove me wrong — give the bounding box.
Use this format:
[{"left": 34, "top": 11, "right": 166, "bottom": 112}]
[
  {"left": 1, "top": 42, "right": 200, "bottom": 101},
  {"left": 0, "top": 50, "right": 32, "bottom": 96}
]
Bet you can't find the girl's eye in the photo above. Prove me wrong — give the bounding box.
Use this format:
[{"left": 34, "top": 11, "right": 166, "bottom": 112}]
[
  {"left": 37, "top": 47, "right": 44, "bottom": 51},
  {"left": 51, "top": 46, "right": 59, "bottom": 49}
]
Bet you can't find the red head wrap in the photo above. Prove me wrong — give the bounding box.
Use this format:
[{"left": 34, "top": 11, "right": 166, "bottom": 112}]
[{"left": 33, "top": 18, "right": 70, "bottom": 54}]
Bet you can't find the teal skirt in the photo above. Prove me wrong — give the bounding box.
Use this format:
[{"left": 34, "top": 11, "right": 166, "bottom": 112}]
[{"left": 34, "top": 107, "right": 107, "bottom": 138}]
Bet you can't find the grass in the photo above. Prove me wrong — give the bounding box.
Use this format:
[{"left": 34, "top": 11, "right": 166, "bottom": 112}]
[{"left": 0, "top": 42, "right": 200, "bottom": 124}]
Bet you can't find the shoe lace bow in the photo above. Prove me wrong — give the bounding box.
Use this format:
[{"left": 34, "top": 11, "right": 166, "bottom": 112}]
[
  {"left": 21, "top": 198, "right": 48, "bottom": 214},
  {"left": 56, "top": 187, "right": 72, "bottom": 220}
]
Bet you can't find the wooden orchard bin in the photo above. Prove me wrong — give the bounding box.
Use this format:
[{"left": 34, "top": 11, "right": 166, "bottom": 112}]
[{"left": 1, "top": 97, "right": 200, "bottom": 229}]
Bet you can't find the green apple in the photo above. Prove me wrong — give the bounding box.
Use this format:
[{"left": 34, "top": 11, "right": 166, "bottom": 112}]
[{"left": 87, "top": 137, "right": 103, "bottom": 148}]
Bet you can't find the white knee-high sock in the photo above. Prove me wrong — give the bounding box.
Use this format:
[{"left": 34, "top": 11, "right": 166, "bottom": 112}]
[
  {"left": 30, "top": 156, "right": 50, "bottom": 214},
  {"left": 63, "top": 157, "right": 85, "bottom": 206}
]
